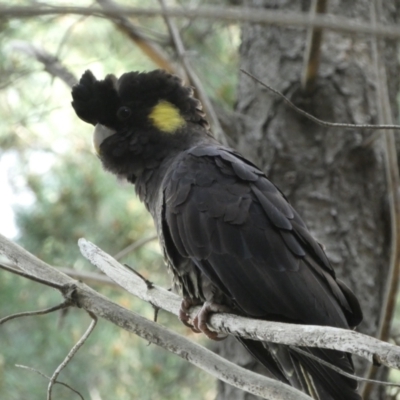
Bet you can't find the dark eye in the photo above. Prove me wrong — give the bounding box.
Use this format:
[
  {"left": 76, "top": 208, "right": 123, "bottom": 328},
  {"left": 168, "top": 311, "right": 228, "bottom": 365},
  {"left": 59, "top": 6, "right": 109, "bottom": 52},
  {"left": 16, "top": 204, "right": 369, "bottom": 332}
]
[{"left": 117, "top": 106, "right": 132, "bottom": 120}]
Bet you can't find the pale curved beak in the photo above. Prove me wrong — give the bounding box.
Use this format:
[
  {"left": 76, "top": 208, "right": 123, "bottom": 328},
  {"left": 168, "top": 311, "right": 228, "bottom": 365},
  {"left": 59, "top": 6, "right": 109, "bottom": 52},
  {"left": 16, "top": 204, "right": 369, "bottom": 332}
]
[{"left": 93, "top": 124, "right": 116, "bottom": 154}]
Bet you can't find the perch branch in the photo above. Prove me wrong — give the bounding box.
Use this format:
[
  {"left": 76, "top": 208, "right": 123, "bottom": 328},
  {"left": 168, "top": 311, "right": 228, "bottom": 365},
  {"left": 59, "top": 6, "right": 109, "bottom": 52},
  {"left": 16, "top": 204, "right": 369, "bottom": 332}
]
[
  {"left": 78, "top": 238, "right": 400, "bottom": 370},
  {"left": 3, "top": 232, "right": 400, "bottom": 395},
  {"left": 0, "top": 233, "right": 310, "bottom": 400}
]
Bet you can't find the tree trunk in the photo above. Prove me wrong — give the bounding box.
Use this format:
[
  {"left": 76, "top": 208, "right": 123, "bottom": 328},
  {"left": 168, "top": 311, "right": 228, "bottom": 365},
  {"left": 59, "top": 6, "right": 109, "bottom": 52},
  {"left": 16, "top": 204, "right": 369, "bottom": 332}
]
[{"left": 215, "top": 1, "right": 399, "bottom": 399}]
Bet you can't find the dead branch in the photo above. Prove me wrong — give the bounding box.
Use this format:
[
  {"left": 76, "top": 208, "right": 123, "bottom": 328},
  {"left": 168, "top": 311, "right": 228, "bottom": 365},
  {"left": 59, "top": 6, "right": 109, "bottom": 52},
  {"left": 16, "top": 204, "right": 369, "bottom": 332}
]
[
  {"left": 8, "top": 40, "right": 77, "bottom": 87},
  {"left": 3, "top": 232, "right": 400, "bottom": 396},
  {"left": 0, "top": 233, "right": 311, "bottom": 400},
  {"left": 3, "top": 4, "right": 400, "bottom": 39},
  {"left": 0, "top": 300, "right": 71, "bottom": 325},
  {"left": 47, "top": 313, "right": 97, "bottom": 400},
  {"left": 78, "top": 238, "right": 400, "bottom": 370},
  {"left": 16, "top": 365, "right": 84, "bottom": 400}
]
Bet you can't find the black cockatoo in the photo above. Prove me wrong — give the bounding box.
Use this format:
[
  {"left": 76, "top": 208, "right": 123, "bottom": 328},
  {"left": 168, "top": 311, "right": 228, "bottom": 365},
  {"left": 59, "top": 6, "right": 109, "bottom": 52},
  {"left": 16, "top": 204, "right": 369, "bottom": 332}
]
[{"left": 71, "top": 69, "right": 363, "bottom": 400}]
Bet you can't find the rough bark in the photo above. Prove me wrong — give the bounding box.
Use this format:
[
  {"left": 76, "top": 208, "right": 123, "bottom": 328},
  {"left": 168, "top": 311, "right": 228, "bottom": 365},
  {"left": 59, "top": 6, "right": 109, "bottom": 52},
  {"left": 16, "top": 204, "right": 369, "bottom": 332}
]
[{"left": 215, "top": 1, "right": 399, "bottom": 399}]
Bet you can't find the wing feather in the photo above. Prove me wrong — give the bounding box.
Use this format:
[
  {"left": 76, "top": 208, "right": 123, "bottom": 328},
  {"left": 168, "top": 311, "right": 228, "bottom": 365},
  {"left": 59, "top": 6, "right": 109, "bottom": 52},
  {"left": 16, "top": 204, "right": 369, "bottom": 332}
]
[
  {"left": 162, "top": 145, "right": 362, "bottom": 327},
  {"left": 160, "top": 145, "right": 362, "bottom": 400}
]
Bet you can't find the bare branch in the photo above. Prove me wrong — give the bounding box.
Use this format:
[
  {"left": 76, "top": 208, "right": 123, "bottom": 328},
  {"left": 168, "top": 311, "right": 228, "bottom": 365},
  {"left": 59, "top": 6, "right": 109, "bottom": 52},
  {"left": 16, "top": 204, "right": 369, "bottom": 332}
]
[
  {"left": 2, "top": 232, "right": 400, "bottom": 396},
  {"left": 3, "top": 231, "right": 400, "bottom": 395},
  {"left": 71, "top": 286, "right": 312, "bottom": 400},
  {"left": 78, "top": 238, "right": 400, "bottom": 370},
  {"left": 241, "top": 69, "right": 400, "bottom": 131},
  {"left": 3, "top": 5, "right": 400, "bottom": 39},
  {"left": 47, "top": 313, "right": 97, "bottom": 400},
  {"left": 0, "top": 233, "right": 311, "bottom": 400},
  {"left": 8, "top": 40, "right": 77, "bottom": 87},
  {"left": 0, "top": 300, "right": 71, "bottom": 325}
]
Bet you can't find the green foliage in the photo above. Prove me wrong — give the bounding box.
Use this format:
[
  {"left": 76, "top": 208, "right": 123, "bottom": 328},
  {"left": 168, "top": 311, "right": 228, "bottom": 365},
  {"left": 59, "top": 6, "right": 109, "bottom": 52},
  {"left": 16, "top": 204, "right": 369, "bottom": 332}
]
[{"left": 15, "top": 150, "right": 154, "bottom": 267}]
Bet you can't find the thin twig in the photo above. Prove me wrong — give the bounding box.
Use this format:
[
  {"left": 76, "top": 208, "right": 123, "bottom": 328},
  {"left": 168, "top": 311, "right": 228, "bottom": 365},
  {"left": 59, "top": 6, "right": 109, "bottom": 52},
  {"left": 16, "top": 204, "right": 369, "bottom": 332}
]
[
  {"left": 16, "top": 365, "right": 84, "bottom": 400},
  {"left": 0, "top": 300, "right": 71, "bottom": 325},
  {"left": 157, "top": 0, "right": 227, "bottom": 144},
  {"left": 113, "top": 234, "right": 158, "bottom": 261},
  {"left": 289, "top": 347, "right": 400, "bottom": 387},
  {"left": 3, "top": 5, "right": 400, "bottom": 39},
  {"left": 241, "top": 69, "right": 400, "bottom": 131},
  {"left": 301, "top": 0, "right": 328, "bottom": 92},
  {"left": 97, "top": 0, "right": 176, "bottom": 73},
  {"left": 123, "top": 263, "right": 154, "bottom": 289},
  {"left": 47, "top": 313, "right": 98, "bottom": 400},
  {"left": 361, "top": 2, "right": 400, "bottom": 397}
]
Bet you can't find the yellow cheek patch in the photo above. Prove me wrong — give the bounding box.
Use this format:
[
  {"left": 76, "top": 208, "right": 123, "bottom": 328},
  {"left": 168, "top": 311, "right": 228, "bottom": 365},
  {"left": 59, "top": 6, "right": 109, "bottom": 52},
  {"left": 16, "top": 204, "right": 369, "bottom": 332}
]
[{"left": 149, "top": 100, "right": 185, "bottom": 133}]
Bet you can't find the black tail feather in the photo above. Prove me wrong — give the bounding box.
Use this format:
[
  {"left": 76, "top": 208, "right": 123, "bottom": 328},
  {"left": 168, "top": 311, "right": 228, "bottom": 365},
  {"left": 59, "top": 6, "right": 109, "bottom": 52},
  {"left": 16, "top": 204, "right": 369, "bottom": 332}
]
[{"left": 239, "top": 338, "right": 361, "bottom": 400}]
